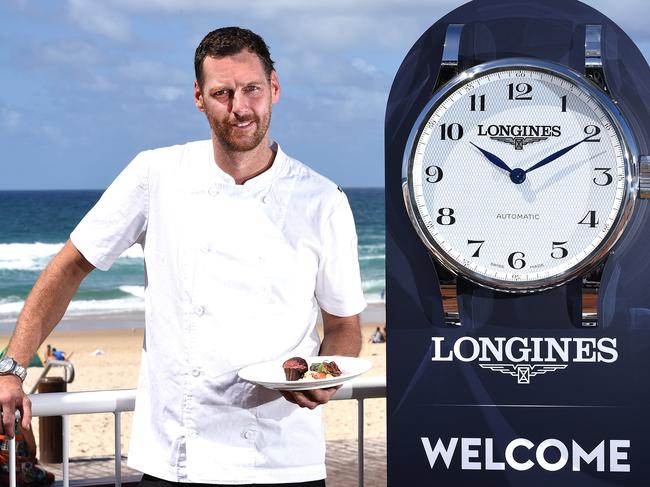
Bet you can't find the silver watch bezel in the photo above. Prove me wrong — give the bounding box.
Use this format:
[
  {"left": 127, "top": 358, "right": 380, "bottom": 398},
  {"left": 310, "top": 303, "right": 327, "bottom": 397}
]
[
  {"left": 402, "top": 58, "right": 638, "bottom": 293},
  {"left": 0, "top": 357, "right": 27, "bottom": 381}
]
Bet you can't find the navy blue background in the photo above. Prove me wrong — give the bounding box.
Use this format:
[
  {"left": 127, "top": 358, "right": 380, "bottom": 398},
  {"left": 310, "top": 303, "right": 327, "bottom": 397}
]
[{"left": 386, "top": 0, "right": 650, "bottom": 485}]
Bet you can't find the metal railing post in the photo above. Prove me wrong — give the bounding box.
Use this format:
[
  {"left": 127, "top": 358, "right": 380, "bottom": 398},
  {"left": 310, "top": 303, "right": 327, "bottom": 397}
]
[
  {"left": 9, "top": 436, "right": 16, "bottom": 487},
  {"left": 358, "top": 398, "right": 364, "bottom": 487},
  {"left": 63, "top": 415, "right": 70, "bottom": 487},
  {"left": 115, "top": 412, "right": 122, "bottom": 487}
]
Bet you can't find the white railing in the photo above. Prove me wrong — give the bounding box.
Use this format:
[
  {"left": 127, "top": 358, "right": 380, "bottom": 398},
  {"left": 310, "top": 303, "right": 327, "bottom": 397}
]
[{"left": 8, "top": 376, "right": 386, "bottom": 487}]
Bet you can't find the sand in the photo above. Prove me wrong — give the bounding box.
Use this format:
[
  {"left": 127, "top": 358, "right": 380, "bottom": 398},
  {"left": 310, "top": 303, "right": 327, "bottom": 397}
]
[{"left": 8, "top": 310, "right": 386, "bottom": 459}]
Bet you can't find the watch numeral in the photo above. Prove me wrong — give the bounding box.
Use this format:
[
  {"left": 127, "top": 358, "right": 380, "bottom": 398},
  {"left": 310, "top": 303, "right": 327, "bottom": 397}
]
[
  {"left": 584, "top": 125, "right": 601, "bottom": 142},
  {"left": 470, "top": 94, "right": 486, "bottom": 111},
  {"left": 425, "top": 165, "right": 443, "bottom": 183},
  {"left": 440, "top": 123, "right": 464, "bottom": 140},
  {"left": 561, "top": 95, "right": 567, "bottom": 112},
  {"left": 551, "top": 241, "right": 569, "bottom": 259},
  {"left": 508, "top": 251, "right": 526, "bottom": 270},
  {"left": 508, "top": 83, "right": 533, "bottom": 100},
  {"left": 436, "top": 208, "right": 456, "bottom": 225},
  {"left": 593, "top": 167, "right": 613, "bottom": 186},
  {"left": 467, "top": 240, "right": 485, "bottom": 258},
  {"left": 578, "top": 210, "right": 599, "bottom": 228}
]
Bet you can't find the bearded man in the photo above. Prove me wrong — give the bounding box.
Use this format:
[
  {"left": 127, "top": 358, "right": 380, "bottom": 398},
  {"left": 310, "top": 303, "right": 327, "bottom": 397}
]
[{"left": 0, "top": 27, "right": 365, "bottom": 487}]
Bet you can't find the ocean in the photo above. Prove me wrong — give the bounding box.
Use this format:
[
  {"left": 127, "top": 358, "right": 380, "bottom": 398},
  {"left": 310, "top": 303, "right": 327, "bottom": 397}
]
[{"left": 0, "top": 189, "right": 385, "bottom": 323}]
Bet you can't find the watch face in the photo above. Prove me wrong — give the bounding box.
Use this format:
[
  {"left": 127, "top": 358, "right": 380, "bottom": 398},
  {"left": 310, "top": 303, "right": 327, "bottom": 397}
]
[
  {"left": 403, "top": 59, "right": 637, "bottom": 292},
  {"left": 0, "top": 358, "right": 15, "bottom": 373}
]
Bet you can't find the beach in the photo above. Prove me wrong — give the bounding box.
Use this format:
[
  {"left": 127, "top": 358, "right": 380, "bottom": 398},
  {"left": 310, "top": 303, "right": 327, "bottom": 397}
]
[{"left": 8, "top": 305, "right": 386, "bottom": 459}]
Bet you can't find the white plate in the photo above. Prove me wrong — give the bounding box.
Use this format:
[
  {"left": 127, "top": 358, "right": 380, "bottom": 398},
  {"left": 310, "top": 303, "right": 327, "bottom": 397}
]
[{"left": 238, "top": 355, "right": 372, "bottom": 391}]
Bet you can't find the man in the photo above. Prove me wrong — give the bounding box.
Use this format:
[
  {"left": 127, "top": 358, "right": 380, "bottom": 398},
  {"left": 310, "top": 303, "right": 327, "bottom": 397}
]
[{"left": 0, "top": 27, "right": 366, "bottom": 486}]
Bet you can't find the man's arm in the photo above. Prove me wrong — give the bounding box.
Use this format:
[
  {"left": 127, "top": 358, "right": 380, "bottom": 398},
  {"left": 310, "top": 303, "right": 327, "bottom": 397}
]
[
  {"left": 0, "top": 240, "right": 94, "bottom": 436},
  {"left": 280, "top": 309, "right": 361, "bottom": 409},
  {"left": 318, "top": 309, "right": 361, "bottom": 357}
]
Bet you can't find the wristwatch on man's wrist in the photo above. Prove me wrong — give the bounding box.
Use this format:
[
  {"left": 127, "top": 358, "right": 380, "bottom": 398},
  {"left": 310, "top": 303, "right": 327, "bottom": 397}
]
[{"left": 0, "top": 357, "right": 27, "bottom": 382}]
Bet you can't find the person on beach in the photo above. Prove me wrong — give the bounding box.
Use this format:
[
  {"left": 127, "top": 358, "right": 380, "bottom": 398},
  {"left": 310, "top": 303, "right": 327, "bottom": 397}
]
[
  {"left": 51, "top": 348, "right": 67, "bottom": 361},
  {"left": 370, "top": 326, "right": 386, "bottom": 344},
  {"left": 0, "top": 27, "right": 365, "bottom": 487}
]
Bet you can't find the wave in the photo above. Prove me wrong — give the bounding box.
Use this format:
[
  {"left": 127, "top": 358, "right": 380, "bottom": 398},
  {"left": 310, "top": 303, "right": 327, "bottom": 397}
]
[
  {"left": 365, "top": 293, "right": 386, "bottom": 304},
  {"left": 358, "top": 255, "right": 385, "bottom": 261},
  {"left": 119, "top": 285, "right": 145, "bottom": 298},
  {"left": 0, "top": 242, "right": 144, "bottom": 271},
  {"left": 358, "top": 243, "right": 385, "bottom": 252},
  {"left": 0, "top": 242, "right": 64, "bottom": 271},
  {"left": 362, "top": 278, "right": 385, "bottom": 292},
  {"left": 0, "top": 296, "right": 144, "bottom": 321}
]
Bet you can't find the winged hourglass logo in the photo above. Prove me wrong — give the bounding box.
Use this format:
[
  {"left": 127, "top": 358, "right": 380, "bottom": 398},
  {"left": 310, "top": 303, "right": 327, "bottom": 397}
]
[
  {"left": 491, "top": 136, "right": 547, "bottom": 150},
  {"left": 478, "top": 364, "right": 568, "bottom": 384}
]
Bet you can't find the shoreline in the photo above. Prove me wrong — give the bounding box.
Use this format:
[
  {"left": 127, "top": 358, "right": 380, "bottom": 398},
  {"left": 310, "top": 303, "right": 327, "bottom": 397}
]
[{"left": 0, "top": 302, "right": 385, "bottom": 335}]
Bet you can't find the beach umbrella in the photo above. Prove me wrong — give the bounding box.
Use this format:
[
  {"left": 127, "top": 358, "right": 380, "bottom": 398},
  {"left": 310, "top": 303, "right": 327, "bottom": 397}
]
[{"left": 0, "top": 346, "right": 44, "bottom": 367}]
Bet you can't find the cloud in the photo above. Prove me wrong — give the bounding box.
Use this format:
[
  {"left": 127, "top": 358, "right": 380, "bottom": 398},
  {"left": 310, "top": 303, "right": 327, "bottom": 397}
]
[
  {"left": 352, "top": 58, "right": 379, "bottom": 77},
  {"left": 148, "top": 86, "right": 185, "bottom": 102},
  {"left": 87, "top": 74, "right": 116, "bottom": 92},
  {"left": 0, "top": 107, "right": 23, "bottom": 131},
  {"left": 118, "top": 60, "right": 189, "bottom": 85},
  {"left": 40, "top": 40, "right": 101, "bottom": 67},
  {"left": 66, "top": 0, "right": 131, "bottom": 42}
]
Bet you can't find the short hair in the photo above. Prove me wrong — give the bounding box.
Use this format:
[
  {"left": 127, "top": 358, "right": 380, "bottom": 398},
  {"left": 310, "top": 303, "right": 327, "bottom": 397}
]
[{"left": 194, "top": 27, "right": 275, "bottom": 87}]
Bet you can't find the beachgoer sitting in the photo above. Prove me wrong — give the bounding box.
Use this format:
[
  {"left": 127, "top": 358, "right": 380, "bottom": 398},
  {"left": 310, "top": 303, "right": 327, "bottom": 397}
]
[
  {"left": 370, "top": 326, "right": 386, "bottom": 344},
  {"left": 51, "top": 348, "right": 66, "bottom": 361}
]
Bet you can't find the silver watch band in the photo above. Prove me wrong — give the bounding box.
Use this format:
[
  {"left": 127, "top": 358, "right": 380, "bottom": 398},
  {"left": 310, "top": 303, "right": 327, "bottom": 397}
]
[{"left": 13, "top": 362, "right": 27, "bottom": 382}]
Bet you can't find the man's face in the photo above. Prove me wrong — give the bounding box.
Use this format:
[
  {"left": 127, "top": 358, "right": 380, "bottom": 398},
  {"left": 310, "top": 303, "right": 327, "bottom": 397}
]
[{"left": 194, "top": 50, "right": 280, "bottom": 153}]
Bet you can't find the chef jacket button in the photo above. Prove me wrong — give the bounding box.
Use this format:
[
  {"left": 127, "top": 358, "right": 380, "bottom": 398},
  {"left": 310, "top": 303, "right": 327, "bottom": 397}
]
[
  {"left": 243, "top": 430, "right": 255, "bottom": 439},
  {"left": 194, "top": 305, "right": 205, "bottom": 316},
  {"left": 208, "top": 187, "right": 219, "bottom": 196},
  {"left": 191, "top": 368, "right": 201, "bottom": 377},
  {"left": 261, "top": 196, "right": 268, "bottom": 204},
  {"left": 187, "top": 429, "right": 197, "bottom": 438}
]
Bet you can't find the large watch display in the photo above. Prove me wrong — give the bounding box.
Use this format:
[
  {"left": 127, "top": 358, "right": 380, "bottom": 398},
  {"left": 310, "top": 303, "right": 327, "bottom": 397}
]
[{"left": 403, "top": 58, "right": 638, "bottom": 292}]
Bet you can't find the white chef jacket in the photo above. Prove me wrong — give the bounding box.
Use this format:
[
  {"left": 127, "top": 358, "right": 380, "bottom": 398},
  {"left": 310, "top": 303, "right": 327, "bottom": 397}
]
[{"left": 70, "top": 140, "right": 366, "bottom": 484}]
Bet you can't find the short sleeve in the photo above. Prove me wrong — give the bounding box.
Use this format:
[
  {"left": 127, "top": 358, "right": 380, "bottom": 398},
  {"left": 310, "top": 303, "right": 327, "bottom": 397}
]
[
  {"left": 70, "top": 152, "right": 150, "bottom": 271},
  {"left": 315, "top": 193, "right": 367, "bottom": 317}
]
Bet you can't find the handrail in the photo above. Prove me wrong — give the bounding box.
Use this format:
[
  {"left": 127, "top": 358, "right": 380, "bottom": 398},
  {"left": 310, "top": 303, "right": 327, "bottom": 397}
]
[
  {"left": 29, "top": 376, "right": 384, "bottom": 415},
  {"left": 14, "top": 376, "right": 386, "bottom": 487},
  {"left": 29, "top": 360, "right": 76, "bottom": 394}
]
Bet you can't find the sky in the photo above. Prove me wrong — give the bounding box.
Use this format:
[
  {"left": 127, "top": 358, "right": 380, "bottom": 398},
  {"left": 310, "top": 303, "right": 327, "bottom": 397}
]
[{"left": 1, "top": 0, "right": 650, "bottom": 190}]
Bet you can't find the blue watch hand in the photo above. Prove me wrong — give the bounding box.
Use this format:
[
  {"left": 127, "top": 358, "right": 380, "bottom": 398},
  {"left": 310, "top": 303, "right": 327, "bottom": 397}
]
[
  {"left": 470, "top": 142, "right": 513, "bottom": 173},
  {"left": 525, "top": 137, "right": 588, "bottom": 174}
]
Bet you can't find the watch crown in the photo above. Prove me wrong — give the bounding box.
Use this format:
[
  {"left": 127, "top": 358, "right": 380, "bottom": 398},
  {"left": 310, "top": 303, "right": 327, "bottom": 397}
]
[{"left": 640, "top": 156, "right": 650, "bottom": 199}]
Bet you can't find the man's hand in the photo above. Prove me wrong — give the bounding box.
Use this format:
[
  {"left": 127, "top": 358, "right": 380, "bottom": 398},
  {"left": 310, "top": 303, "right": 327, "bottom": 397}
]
[
  {"left": 279, "top": 385, "right": 341, "bottom": 409},
  {"left": 279, "top": 310, "right": 361, "bottom": 409},
  {"left": 0, "top": 240, "right": 93, "bottom": 437},
  {"left": 0, "top": 375, "right": 31, "bottom": 438}
]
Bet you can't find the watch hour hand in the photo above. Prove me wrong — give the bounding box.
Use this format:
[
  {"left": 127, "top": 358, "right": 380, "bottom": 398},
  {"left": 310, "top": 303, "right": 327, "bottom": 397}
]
[
  {"left": 525, "top": 137, "right": 588, "bottom": 174},
  {"left": 470, "top": 142, "right": 513, "bottom": 174}
]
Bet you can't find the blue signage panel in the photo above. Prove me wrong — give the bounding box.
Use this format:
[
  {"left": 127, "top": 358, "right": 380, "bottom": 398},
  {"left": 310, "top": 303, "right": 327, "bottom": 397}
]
[{"left": 386, "top": 1, "right": 650, "bottom": 485}]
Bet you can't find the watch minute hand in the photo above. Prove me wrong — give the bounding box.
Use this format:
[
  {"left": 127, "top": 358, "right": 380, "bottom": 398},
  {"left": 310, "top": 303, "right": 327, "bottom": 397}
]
[
  {"left": 525, "top": 137, "right": 588, "bottom": 174},
  {"left": 470, "top": 142, "right": 513, "bottom": 173}
]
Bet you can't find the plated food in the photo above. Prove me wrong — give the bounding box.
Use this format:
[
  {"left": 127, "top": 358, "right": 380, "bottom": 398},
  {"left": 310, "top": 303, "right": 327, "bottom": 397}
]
[
  {"left": 282, "top": 357, "right": 342, "bottom": 381},
  {"left": 238, "top": 355, "right": 372, "bottom": 391}
]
